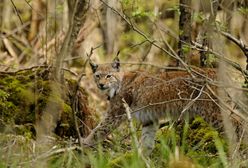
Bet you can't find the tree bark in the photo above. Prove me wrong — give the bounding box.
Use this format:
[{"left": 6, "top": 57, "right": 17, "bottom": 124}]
[
  {"left": 102, "top": 0, "right": 119, "bottom": 55},
  {"left": 36, "top": 0, "right": 90, "bottom": 141},
  {"left": 54, "top": 0, "right": 89, "bottom": 82},
  {"left": 177, "top": 0, "right": 192, "bottom": 67},
  {"left": 199, "top": 0, "right": 219, "bottom": 67},
  {"left": 28, "top": 0, "right": 45, "bottom": 41}
]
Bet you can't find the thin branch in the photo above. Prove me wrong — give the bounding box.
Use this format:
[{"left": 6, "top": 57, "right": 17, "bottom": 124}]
[
  {"left": 86, "top": 44, "right": 103, "bottom": 59},
  {"left": 10, "top": 0, "right": 23, "bottom": 25},
  {"left": 120, "top": 62, "right": 186, "bottom": 71},
  {"left": 72, "top": 72, "right": 86, "bottom": 148},
  {"left": 220, "top": 30, "right": 248, "bottom": 72},
  {"left": 231, "top": 128, "right": 246, "bottom": 160},
  {"left": 99, "top": 0, "right": 193, "bottom": 75},
  {"left": 122, "top": 98, "right": 151, "bottom": 168},
  {"left": 62, "top": 68, "right": 79, "bottom": 76},
  {"left": 206, "top": 84, "right": 248, "bottom": 123},
  {"left": 192, "top": 40, "right": 248, "bottom": 80},
  {"left": 178, "top": 85, "right": 205, "bottom": 121},
  {"left": 23, "top": 0, "right": 44, "bottom": 18},
  {"left": 35, "top": 146, "right": 82, "bottom": 160},
  {"left": 0, "top": 65, "right": 77, "bottom": 77},
  {"left": 130, "top": 96, "right": 214, "bottom": 116},
  {"left": 122, "top": 98, "right": 139, "bottom": 148},
  {"left": 220, "top": 31, "right": 248, "bottom": 58},
  {"left": 130, "top": 40, "right": 149, "bottom": 49},
  {"left": 0, "top": 22, "right": 31, "bottom": 38},
  {"left": 72, "top": 46, "right": 99, "bottom": 147}
]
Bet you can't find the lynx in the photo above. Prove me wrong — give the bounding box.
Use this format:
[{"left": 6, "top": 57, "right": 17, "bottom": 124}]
[{"left": 83, "top": 57, "right": 244, "bottom": 155}]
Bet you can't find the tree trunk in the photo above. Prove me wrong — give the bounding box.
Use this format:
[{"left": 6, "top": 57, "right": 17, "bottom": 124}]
[
  {"left": 37, "top": 0, "right": 90, "bottom": 141},
  {"left": 177, "top": 0, "right": 192, "bottom": 67},
  {"left": 54, "top": 0, "right": 89, "bottom": 82},
  {"left": 102, "top": 0, "right": 119, "bottom": 55},
  {"left": 28, "top": 0, "right": 45, "bottom": 42},
  {"left": 199, "top": 0, "right": 219, "bottom": 67}
]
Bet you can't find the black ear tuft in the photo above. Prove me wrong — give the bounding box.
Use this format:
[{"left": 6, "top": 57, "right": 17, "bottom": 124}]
[
  {"left": 112, "top": 57, "right": 120, "bottom": 71},
  {"left": 89, "top": 60, "right": 98, "bottom": 73}
]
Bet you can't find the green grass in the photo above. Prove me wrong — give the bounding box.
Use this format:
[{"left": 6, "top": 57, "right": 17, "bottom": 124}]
[{"left": 0, "top": 117, "right": 247, "bottom": 168}]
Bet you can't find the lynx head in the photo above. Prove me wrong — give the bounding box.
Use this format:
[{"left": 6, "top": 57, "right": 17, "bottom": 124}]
[{"left": 89, "top": 57, "right": 121, "bottom": 99}]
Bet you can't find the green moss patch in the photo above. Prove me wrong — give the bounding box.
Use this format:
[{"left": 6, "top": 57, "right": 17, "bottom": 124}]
[{"left": 0, "top": 68, "right": 93, "bottom": 138}]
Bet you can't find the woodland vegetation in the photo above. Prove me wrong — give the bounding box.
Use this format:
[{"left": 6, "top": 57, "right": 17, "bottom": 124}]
[{"left": 0, "top": 0, "right": 248, "bottom": 167}]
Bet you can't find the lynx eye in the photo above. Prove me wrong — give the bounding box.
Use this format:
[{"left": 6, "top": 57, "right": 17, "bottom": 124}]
[
  {"left": 95, "top": 74, "right": 100, "bottom": 78},
  {"left": 106, "top": 75, "right": 112, "bottom": 78}
]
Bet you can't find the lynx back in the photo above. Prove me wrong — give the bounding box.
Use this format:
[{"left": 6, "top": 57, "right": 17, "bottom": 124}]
[{"left": 85, "top": 57, "right": 244, "bottom": 155}]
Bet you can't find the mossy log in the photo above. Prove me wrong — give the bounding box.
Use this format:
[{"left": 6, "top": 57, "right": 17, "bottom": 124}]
[{"left": 0, "top": 67, "right": 94, "bottom": 138}]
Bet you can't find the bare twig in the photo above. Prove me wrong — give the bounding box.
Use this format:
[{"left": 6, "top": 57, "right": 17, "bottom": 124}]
[
  {"left": 72, "top": 45, "right": 100, "bottom": 147},
  {"left": 86, "top": 44, "right": 103, "bottom": 59},
  {"left": 32, "top": 145, "right": 82, "bottom": 162},
  {"left": 2, "top": 38, "right": 18, "bottom": 59},
  {"left": 10, "top": 0, "right": 23, "bottom": 25},
  {"left": 106, "top": 61, "right": 186, "bottom": 71},
  {"left": 206, "top": 84, "right": 248, "bottom": 123},
  {"left": 231, "top": 128, "right": 246, "bottom": 160},
  {"left": 220, "top": 31, "right": 248, "bottom": 58},
  {"left": 62, "top": 68, "right": 78, "bottom": 76},
  {"left": 0, "top": 22, "right": 31, "bottom": 38},
  {"left": 178, "top": 85, "right": 205, "bottom": 121},
  {"left": 72, "top": 72, "right": 86, "bottom": 148},
  {"left": 99, "top": 0, "right": 193, "bottom": 76},
  {"left": 192, "top": 40, "right": 248, "bottom": 80},
  {"left": 122, "top": 98, "right": 151, "bottom": 168},
  {"left": 0, "top": 65, "right": 77, "bottom": 77},
  {"left": 122, "top": 99, "right": 139, "bottom": 148},
  {"left": 220, "top": 30, "right": 248, "bottom": 72}
]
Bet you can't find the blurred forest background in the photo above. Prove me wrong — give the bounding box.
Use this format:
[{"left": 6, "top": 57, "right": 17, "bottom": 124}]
[{"left": 0, "top": 0, "right": 248, "bottom": 167}]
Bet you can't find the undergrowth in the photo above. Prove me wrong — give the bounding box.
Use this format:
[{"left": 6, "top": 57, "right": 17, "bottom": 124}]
[{"left": 1, "top": 117, "right": 247, "bottom": 168}]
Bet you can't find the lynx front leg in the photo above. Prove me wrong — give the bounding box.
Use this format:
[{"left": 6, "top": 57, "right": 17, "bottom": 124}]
[
  {"left": 140, "top": 122, "right": 159, "bottom": 155},
  {"left": 83, "top": 123, "right": 102, "bottom": 146},
  {"left": 83, "top": 114, "right": 125, "bottom": 146}
]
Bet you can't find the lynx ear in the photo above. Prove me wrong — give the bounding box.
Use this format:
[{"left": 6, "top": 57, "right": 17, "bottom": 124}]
[
  {"left": 112, "top": 51, "right": 120, "bottom": 71},
  {"left": 89, "top": 59, "right": 98, "bottom": 73},
  {"left": 112, "top": 56, "right": 120, "bottom": 71}
]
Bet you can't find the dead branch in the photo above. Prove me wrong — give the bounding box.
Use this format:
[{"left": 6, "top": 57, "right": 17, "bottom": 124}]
[
  {"left": 122, "top": 98, "right": 151, "bottom": 168},
  {"left": 178, "top": 85, "right": 205, "bottom": 121},
  {"left": 72, "top": 72, "right": 86, "bottom": 148},
  {"left": 192, "top": 40, "right": 248, "bottom": 80},
  {"left": 206, "top": 85, "right": 248, "bottom": 123},
  {"left": 2, "top": 38, "right": 18, "bottom": 59},
  {"left": 10, "top": 0, "right": 23, "bottom": 25},
  {"left": 0, "top": 65, "right": 78, "bottom": 77},
  {"left": 72, "top": 45, "right": 100, "bottom": 147},
  {"left": 99, "top": 0, "right": 192, "bottom": 75},
  {"left": 220, "top": 31, "right": 248, "bottom": 58},
  {"left": 220, "top": 31, "right": 248, "bottom": 71}
]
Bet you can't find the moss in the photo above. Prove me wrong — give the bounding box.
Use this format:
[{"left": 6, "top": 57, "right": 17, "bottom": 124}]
[
  {"left": 187, "top": 117, "right": 227, "bottom": 154},
  {"left": 0, "top": 68, "right": 92, "bottom": 138},
  {"left": 14, "top": 124, "right": 35, "bottom": 139},
  {"left": 154, "top": 117, "right": 228, "bottom": 167},
  {"left": 63, "top": 103, "right": 72, "bottom": 114}
]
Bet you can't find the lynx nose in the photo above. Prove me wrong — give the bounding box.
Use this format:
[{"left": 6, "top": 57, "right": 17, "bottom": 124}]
[{"left": 99, "top": 83, "right": 104, "bottom": 89}]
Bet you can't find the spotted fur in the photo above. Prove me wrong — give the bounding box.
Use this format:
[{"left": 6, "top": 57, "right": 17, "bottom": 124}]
[{"left": 85, "top": 58, "right": 245, "bottom": 155}]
